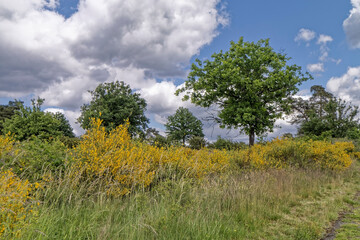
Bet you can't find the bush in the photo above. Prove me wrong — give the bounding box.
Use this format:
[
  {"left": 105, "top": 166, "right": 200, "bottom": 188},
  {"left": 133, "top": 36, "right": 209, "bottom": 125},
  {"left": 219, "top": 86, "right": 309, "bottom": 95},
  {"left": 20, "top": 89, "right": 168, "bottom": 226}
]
[
  {"left": 208, "top": 136, "right": 247, "bottom": 150},
  {"left": 68, "top": 118, "right": 230, "bottom": 196},
  {"left": 0, "top": 169, "right": 37, "bottom": 238},
  {"left": 232, "top": 138, "right": 355, "bottom": 170},
  {"left": 69, "top": 119, "right": 155, "bottom": 196},
  {"left": 188, "top": 136, "right": 207, "bottom": 150},
  {"left": 0, "top": 136, "right": 68, "bottom": 182}
]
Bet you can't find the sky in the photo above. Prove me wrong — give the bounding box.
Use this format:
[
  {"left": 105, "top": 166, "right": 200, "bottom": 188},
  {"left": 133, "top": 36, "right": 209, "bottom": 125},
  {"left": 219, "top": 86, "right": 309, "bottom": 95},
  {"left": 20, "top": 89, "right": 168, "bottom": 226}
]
[{"left": 0, "top": 0, "right": 359, "bottom": 142}]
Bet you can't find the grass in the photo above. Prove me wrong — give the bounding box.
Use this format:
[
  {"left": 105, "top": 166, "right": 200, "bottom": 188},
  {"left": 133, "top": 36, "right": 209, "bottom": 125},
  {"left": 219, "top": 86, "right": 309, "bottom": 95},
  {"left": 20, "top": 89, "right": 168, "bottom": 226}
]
[
  {"left": 333, "top": 193, "right": 360, "bottom": 239},
  {"left": 16, "top": 161, "right": 360, "bottom": 240}
]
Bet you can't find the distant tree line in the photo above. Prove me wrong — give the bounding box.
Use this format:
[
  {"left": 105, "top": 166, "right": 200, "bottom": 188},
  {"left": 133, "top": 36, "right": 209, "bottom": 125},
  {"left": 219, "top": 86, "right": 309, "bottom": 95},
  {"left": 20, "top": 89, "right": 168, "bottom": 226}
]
[{"left": 1, "top": 38, "right": 359, "bottom": 148}]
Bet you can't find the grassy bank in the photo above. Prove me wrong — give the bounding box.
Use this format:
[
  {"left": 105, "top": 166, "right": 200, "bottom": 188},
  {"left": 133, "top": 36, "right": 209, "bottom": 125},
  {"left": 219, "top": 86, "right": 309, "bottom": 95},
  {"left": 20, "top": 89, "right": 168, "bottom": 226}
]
[
  {"left": 1, "top": 121, "right": 360, "bottom": 239},
  {"left": 16, "top": 161, "right": 359, "bottom": 240}
]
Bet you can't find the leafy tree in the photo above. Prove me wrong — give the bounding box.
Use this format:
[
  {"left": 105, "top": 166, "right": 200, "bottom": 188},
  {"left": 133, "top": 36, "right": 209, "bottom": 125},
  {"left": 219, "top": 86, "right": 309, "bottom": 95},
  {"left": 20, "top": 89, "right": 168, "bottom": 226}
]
[
  {"left": 291, "top": 85, "right": 359, "bottom": 138},
  {"left": 165, "top": 107, "right": 204, "bottom": 146},
  {"left": 53, "top": 112, "right": 75, "bottom": 138},
  {"left": 2, "top": 98, "right": 74, "bottom": 141},
  {"left": 176, "top": 37, "right": 311, "bottom": 145},
  {"left": 0, "top": 100, "right": 22, "bottom": 132},
  {"left": 78, "top": 81, "right": 149, "bottom": 136},
  {"left": 143, "top": 128, "right": 170, "bottom": 148}
]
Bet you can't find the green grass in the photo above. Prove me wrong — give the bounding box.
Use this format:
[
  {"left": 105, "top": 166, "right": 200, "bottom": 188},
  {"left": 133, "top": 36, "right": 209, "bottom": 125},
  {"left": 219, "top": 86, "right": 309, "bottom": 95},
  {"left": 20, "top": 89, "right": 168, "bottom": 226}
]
[
  {"left": 334, "top": 193, "right": 360, "bottom": 239},
  {"left": 15, "top": 161, "right": 360, "bottom": 240}
]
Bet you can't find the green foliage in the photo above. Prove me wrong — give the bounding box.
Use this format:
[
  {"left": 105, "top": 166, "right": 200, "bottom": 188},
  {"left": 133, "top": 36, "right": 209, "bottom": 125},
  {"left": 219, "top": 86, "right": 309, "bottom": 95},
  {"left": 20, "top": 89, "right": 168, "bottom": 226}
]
[
  {"left": 0, "top": 100, "right": 22, "bottom": 132},
  {"left": 208, "top": 136, "right": 247, "bottom": 150},
  {"left": 144, "top": 128, "right": 170, "bottom": 148},
  {"left": 292, "top": 85, "right": 359, "bottom": 138},
  {"left": 78, "top": 81, "right": 149, "bottom": 136},
  {"left": 2, "top": 98, "right": 74, "bottom": 141},
  {"left": 1, "top": 137, "right": 68, "bottom": 181},
  {"left": 177, "top": 37, "right": 311, "bottom": 145},
  {"left": 188, "top": 136, "right": 207, "bottom": 149},
  {"left": 53, "top": 112, "right": 75, "bottom": 138},
  {"left": 165, "top": 107, "right": 204, "bottom": 145}
]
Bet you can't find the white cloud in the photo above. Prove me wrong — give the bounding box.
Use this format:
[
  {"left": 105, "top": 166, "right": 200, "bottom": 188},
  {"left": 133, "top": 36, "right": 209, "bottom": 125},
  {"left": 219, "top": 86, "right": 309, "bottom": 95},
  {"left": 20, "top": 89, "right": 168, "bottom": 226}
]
[
  {"left": 0, "top": 0, "right": 228, "bottom": 137},
  {"left": 0, "top": 0, "right": 227, "bottom": 99},
  {"left": 317, "top": 34, "right": 333, "bottom": 44},
  {"left": 343, "top": 0, "right": 360, "bottom": 48},
  {"left": 316, "top": 34, "right": 333, "bottom": 62},
  {"left": 307, "top": 63, "right": 324, "bottom": 73},
  {"left": 294, "top": 28, "right": 316, "bottom": 43},
  {"left": 327, "top": 66, "right": 360, "bottom": 104}
]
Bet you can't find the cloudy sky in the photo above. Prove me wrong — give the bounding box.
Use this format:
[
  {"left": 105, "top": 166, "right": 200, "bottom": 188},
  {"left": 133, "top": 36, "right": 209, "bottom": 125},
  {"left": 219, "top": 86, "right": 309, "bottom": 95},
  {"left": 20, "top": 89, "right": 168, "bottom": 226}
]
[{"left": 0, "top": 0, "right": 359, "bottom": 142}]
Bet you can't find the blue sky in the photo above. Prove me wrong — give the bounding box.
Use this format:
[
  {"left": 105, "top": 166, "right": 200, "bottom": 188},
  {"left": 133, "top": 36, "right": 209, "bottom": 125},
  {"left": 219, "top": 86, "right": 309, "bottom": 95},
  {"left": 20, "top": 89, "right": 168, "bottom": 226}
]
[{"left": 0, "top": 0, "right": 359, "bottom": 141}]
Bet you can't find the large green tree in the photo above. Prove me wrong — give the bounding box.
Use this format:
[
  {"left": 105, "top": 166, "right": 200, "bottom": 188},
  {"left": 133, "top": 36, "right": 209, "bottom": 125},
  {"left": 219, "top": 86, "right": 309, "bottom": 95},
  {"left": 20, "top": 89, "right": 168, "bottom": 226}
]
[
  {"left": 165, "top": 107, "right": 204, "bottom": 146},
  {"left": 78, "top": 81, "right": 149, "bottom": 136},
  {"left": 176, "top": 38, "right": 311, "bottom": 145},
  {"left": 2, "top": 98, "right": 74, "bottom": 140},
  {"left": 291, "top": 85, "right": 359, "bottom": 138}
]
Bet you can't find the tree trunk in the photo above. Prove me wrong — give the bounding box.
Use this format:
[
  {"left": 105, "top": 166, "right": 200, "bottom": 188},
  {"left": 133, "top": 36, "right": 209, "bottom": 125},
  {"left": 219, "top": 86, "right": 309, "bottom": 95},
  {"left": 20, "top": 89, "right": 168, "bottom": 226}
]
[
  {"left": 249, "top": 129, "right": 255, "bottom": 147},
  {"left": 183, "top": 136, "right": 186, "bottom": 146}
]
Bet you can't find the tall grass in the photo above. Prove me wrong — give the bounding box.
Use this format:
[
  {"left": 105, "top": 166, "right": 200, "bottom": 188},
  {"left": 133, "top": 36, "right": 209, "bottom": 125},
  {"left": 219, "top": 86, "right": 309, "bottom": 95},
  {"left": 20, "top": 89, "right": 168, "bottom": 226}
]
[
  {"left": 1, "top": 121, "right": 359, "bottom": 239},
  {"left": 19, "top": 161, "right": 360, "bottom": 240}
]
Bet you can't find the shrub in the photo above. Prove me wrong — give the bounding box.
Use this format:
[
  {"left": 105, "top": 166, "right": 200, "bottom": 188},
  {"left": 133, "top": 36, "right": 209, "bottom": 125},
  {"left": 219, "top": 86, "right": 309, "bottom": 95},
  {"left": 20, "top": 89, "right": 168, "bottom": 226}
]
[
  {"left": 0, "top": 169, "right": 37, "bottom": 238},
  {"left": 69, "top": 119, "right": 155, "bottom": 196},
  {"left": 188, "top": 136, "right": 207, "bottom": 150},
  {"left": 232, "top": 138, "right": 354, "bottom": 170},
  {"left": 208, "top": 136, "right": 247, "bottom": 150},
  {"left": 68, "top": 118, "right": 230, "bottom": 196},
  {"left": 1, "top": 137, "right": 68, "bottom": 182}
]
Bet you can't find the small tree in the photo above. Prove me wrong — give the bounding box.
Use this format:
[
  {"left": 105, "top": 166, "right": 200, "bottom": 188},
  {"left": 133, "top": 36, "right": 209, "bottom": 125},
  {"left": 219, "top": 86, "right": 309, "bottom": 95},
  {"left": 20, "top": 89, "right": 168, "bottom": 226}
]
[
  {"left": 0, "top": 100, "right": 22, "bottom": 132},
  {"left": 176, "top": 37, "right": 311, "bottom": 146},
  {"left": 3, "top": 98, "right": 74, "bottom": 140},
  {"left": 165, "top": 107, "right": 204, "bottom": 146},
  {"left": 291, "top": 85, "right": 359, "bottom": 138},
  {"left": 78, "top": 81, "right": 149, "bottom": 136}
]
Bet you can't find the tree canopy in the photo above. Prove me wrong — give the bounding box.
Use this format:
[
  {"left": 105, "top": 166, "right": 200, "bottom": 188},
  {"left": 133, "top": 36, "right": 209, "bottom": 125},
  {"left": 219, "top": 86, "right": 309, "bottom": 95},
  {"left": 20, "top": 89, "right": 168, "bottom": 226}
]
[
  {"left": 78, "top": 81, "right": 149, "bottom": 136},
  {"left": 0, "top": 100, "right": 22, "bottom": 131},
  {"left": 2, "top": 98, "right": 74, "bottom": 140},
  {"left": 291, "top": 85, "right": 359, "bottom": 138},
  {"left": 176, "top": 37, "right": 311, "bottom": 145},
  {"left": 165, "top": 107, "right": 204, "bottom": 146}
]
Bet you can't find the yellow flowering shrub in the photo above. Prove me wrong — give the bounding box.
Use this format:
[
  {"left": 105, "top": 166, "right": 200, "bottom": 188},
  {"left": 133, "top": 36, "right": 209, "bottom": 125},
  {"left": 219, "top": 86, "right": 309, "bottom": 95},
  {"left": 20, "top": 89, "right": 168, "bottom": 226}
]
[
  {"left": 70, "top": 119, "right": 155, "bottom": 196},
  {"left": 176, "top": 148, "right": 229, "bottom": 178},
  {"left": 307, "top": 141, "right": 353, "bottom": 170},
  {"left": 69, "top": 118, "right": 230, "bottom": 196},
  {"left": 0, "top": 135, "right": 15, "bottom": 159},
  {"left": 233, "top": 138, "right": 353, "bottom": 170},
  {"left": 0, "top": 169, "right": 36, "bottom": 238}
]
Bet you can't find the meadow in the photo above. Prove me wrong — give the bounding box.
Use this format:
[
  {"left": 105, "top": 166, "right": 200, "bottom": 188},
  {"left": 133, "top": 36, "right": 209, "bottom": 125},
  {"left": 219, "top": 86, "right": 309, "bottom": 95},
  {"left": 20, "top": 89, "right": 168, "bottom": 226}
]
[{"left": 0, "top": 119, "right": 359, "bottom": 239}]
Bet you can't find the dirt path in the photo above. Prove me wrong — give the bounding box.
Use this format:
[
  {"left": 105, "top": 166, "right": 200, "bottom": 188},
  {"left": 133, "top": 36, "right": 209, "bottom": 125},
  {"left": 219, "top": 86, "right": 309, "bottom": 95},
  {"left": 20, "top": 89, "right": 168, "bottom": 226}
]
[{"left": 321, "top": 192, "right": 360, "bottom": 240}]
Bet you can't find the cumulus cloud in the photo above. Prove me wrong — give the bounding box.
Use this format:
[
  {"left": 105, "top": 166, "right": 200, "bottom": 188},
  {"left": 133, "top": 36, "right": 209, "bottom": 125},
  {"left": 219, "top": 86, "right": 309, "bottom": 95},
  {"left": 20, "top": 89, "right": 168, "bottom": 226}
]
[
  {"left": 0, "top": 0, "right": 227, "bottom": 100},
  {"left": 343, "top": 0, "right": 360, "bottom": 48},
  {"left": 307, "top": 63, "right": 324, "bottom": 73},
  {"left": 0, "top": 0, "right": 228, "bottom": 138},
  {"left": 294, "top": 28, "right": 316, "bottom": 43},
  {"left": 327, "top": 66, "right": 360, "bottom": 105}
]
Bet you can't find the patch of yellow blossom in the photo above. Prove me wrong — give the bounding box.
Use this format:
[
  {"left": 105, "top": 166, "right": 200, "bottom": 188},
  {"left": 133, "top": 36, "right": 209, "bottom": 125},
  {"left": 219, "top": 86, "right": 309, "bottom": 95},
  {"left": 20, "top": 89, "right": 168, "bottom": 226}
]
[
  {"left": 233, "top": 138, "right": 354, "bottom": 170},
  {"left": 69, "top": 118, "right": 230, "bottom": 196},
  {"left": 0, "top": 169, "right": 37, "bottom": 238},
  {"left": 0, "top": 135, "right": 14, "bottom": 159}
]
